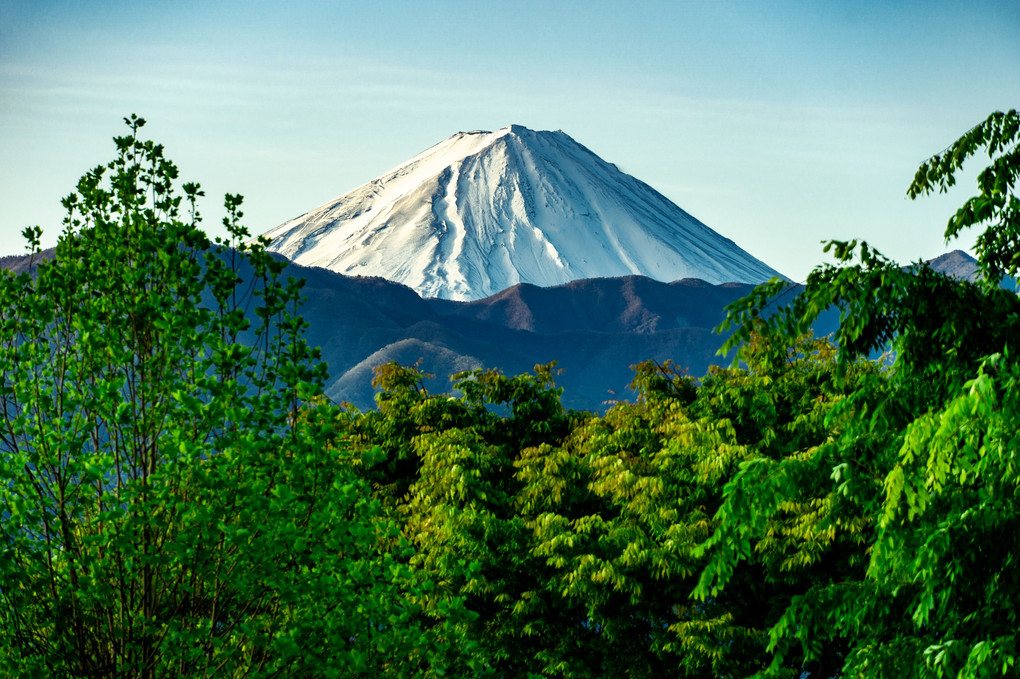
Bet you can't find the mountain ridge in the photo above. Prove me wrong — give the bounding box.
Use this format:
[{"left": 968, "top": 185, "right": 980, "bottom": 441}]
[{"left": 1, "top": 245, "right": 975, "bottom": 411}]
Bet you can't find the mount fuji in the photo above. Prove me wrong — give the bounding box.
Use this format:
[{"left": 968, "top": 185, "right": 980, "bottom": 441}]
[{"left": 262, "top": 125, "right": 785, "bottom": 301}]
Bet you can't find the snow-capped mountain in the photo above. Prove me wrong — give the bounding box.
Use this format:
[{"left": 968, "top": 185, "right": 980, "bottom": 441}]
[{"left": 262, "top": 125, "right": 785, "bottom": 301}]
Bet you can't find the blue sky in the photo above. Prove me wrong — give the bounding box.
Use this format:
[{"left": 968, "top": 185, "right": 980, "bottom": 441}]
[{"left": 2, "top": 0, "right": 1017, "bottom": 280}]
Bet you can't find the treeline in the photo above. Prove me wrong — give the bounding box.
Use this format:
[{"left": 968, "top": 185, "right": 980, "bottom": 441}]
[
  {"left": 0, "top": 110, "right": 1017, "bottom": 678},
  {"left": 329, "top": 335, "right": 877, "bottom": 677}
]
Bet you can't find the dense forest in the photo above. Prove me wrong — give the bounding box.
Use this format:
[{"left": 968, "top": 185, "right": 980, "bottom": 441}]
[{"left": 0, "top": 109, "right": 1018, "bottom": 678}]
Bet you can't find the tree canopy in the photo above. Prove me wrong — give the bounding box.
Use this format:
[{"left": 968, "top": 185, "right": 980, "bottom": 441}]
[
  {"left": 701, "top": 108, "right": 1020, "bottom": 677},
  {"left": 0, "top": 116, "right": 475, "bottom": 678},
  {"left": 2, "top": 109, "right": 1018, "bottom": 678}
]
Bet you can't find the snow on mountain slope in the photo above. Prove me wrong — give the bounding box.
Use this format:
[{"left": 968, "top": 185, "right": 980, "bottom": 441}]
[{"left": 262, "top": 125, "right": 786, "bottom": 301}]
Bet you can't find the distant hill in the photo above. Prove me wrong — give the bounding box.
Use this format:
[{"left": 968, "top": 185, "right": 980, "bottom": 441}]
[
  {"left": 0, "top": 250, "right": 55, "bottom": 274},
  {"left": 44, "top": 246, "right": 1020, "bottom": 410},
  {"left": 290, "top": 263, "right": 783, "bottom": 411},
  {"left": 925, "top": 250, "right": 981, "bottom": 281},
  {"left": 911, "top": 249, "right": 1017, "bottom": 290}
]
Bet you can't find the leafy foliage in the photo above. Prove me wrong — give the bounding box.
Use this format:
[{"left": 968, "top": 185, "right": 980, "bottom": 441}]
[
  {"left": 700, "top": 109, "right": 1020, "bottom": 678},
  {"left": 0, "top": 117, "right": 467, "bottom": 678},
  {"left": 4, "top": 109, "right": 1019, "bottom": 678},
  {"left": 910, "top": 109, "right": 1020, "bottom": 283},
  {"left": 328, "top": 332, "right": 868, "bottom": 678}
]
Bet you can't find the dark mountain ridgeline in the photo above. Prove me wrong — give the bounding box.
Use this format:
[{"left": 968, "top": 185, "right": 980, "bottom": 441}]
[
  {"left": 10, "top": 247, "right": 983, "bottom": 411},
  {"left": 282, "top": 257, "right": 779, "bottom": 410}
]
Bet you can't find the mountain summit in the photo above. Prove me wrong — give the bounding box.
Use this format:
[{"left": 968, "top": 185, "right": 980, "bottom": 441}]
[{"left": 262, "top": 126, "right": 785, "bottom": 300}]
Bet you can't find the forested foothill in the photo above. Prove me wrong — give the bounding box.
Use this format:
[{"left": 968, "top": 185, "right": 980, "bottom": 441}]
[{"left": 0, "top": 110, "right": 1017, "bottom": 678}]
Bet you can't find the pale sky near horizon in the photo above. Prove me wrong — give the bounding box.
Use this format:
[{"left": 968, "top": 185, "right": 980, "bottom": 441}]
[{"left": 2, "top": 0, "right": 1018, "bottom": 282}]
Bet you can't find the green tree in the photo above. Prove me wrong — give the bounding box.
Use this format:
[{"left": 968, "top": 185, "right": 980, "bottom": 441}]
[
  {"left": 349, "top": 343, "right": 864, "bottom": 678},
  {"left": 0, "top": 116, "right": 462, "bottom": 677},
  {"left": 693, "top": 332, "right": 887, "bottom": 678},
  {"left": 345, "top": 363, "right": 577, "bottom": 676},
  {"left": 700, "top": 110, "right": 1020, "bottom": 677}
]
